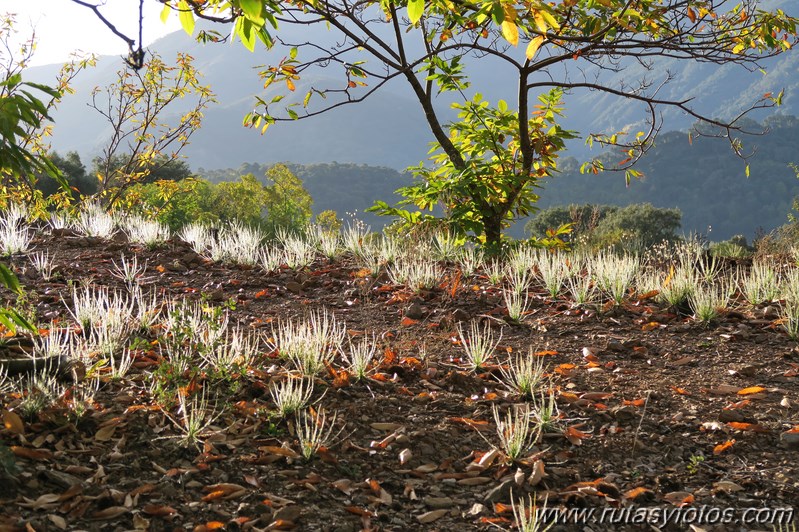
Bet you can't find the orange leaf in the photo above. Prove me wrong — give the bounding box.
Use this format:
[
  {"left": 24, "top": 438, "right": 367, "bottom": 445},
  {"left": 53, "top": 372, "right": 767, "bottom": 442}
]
[
  {"left": 401, "top": 317, "right": 419, "bottom": 326},
  {"left": 564, "top": 426, "right": 592, "bottom": 445},
  {"left": 344, "top": 506, "right": 376, "bottom": 517},
  {"left": 383, "top": 348, "right": 398, "bottom": 365},
  {"left": 493, "top": 502, "right": 513, "bottom": 514},
  {"left": 727, "top": 422, "right": 770, "bottom": 433},
  {"left": 641, "top": 321, "right": 660, "bottom": 331},
  {"left": 723, "top": 399, "right": 750, "bottom": 410},
  {"left": 205, "top": 522, "right": 225, "bottom": 530},
  {"left": 623, "top": 398, "right": 646, "bottom": 407},
  {"left": 448, "top": 417, "right": 490, "bottom": 430},
  {"left": 624, "top": 487, "right": 653, "bottom": 500},
  {"left": 737, "top": 386, "right": 766, "bottom": 396},
  {"left": 255, "top": 289, "right": 268, "bottom": 298},
  {"left": 671, "top": 386, "right": 691, "bottom": 395},
  {"left": 534, "top": 350, "right": 558, "bottom": 356},
  {"left": 156, "top": 265, "right": 166, "bottom": 273},
  {"left": 142, "top": 504, "right": 178, "bottom": 516},
  {"left": 713, "top": 439, "right": 735, "bottom": 455}
]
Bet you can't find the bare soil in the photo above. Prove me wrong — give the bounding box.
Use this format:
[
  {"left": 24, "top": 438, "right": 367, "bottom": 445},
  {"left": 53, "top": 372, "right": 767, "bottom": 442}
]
[{"left": 1, "top": 230, "right": 798, "bottom": 531}]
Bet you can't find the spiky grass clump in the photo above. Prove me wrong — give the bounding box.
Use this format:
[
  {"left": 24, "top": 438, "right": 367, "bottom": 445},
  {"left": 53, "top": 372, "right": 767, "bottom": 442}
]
[
  {"left": 503, "top": 288, "right": 530, "bottom": 323},
  {"left": 208, "top": 222, "right": 264, "bottom": 265},
  {"left": 341, "top": 220, "right": 371, "bottom": 257},
  {"left": 343, "top": 335, "right": 378, "bottom": 380},
  {"left": 271, "top": 377, "right": 315, "bottom": 417},
  {"left": 456, "top": 245, "right": 483, "bottom": 277},
  {"left": 780, "top": 300, "right": 799, "bottom": 340},
  {"left": 432, "top": 230, "right": 460, "bottom": 262},
  {"left": 741, "top": 260, "right": 781, "bottom": 306},
  {"left": 534, "top": 250, "right": 569, "bottom": 299},
  {"left": 168, "top": 387, "right": 221, "bottom": 449},
  {"left": 0, "top": 207, "right": 32, "bottom": 256},
  {"left": 689, "top": 281, "right": 729, "bottom": 324},
  {"left": 313, "top": 225, "right": 341, "bottom": 259},
  {"left": 388, "top": 259, "right": 440, "bottom": 292},
  {"left": 458, "top": 320, "right": 502, "bottom": 371},
  {"left": 110, "top": 254, "right": 148, "bottom": 289},
  {"left": 74, "top": 202, "right": 116, "bottom": 238},
  {"left": 591, "top": 252, "right": 639, "bottom": 305},
  {"left": 492, "top": 404, "right": 540, "bottom": 461},
  {"left": 483, "top": 259, "right": 505, "bottom": 285},
  {"left": 122, "top": 214, "right": 170, "bottom": 248},
  {"left": 511, "top": 493, "right": 554, "bottom": 532},
  {"left": 274, "top": 229, "right": 317, "bottom": 270},
  {"left": 201, "top": 325, "right": 258, "bottom": 375},
  {"left": 269, "top": 309, "right": 345, "bottom": 376},
  {"left": 565, "top": 263, "right": 595, "bottom": 306},
  {"left": 29, "top": 251, "right": 57, "bottom": 281},
  {"left": 296, "top": 407, "right": 342, "bottom": 460},
  {"left": 499, "top": 350, "right": 547, "bottom": 397},
  {"left": 179, "top": 222, "right": 215, "bottom": 254}
]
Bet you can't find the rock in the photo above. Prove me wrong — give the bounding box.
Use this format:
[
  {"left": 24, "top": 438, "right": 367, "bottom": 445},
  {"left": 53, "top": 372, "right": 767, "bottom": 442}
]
[
  {"left": 405, "top": 303, "right": 424, "bottom": 320},
  {"left": 273, "top": 505, "right": 302, "bottom": 522},
  {"left": 467, "top": 503, "right": 487, "bottom": 516},
  {"left": 286, "top": 281, "right": 303, "bottom": 294},
  {"left": 780, "top": 431, "right": 799, "bottom": 447},
  {"left": 452, "top": 308, "right": 470, "bottom": 322},
  {"left": 425, "top": 496, "right": 453, "bottom": 509}
]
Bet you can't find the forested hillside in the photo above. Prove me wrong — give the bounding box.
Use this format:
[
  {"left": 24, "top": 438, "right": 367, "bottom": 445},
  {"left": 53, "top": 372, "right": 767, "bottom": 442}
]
[{"left": 535, "top": 115, "right": 799, "bottom": 241}]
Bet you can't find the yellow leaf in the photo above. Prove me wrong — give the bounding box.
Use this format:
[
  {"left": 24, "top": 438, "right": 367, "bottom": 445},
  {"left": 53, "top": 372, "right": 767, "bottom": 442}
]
[
  {"left": 533, "top": 11, "right": 548, "bottom": 33},
  {"left": 501, "top": 20, "right": 519, "bottom": 46},
  {"left": 286, "top": 78, "right": 295, "bottom": 92},
  {"left": 526, "top": 36, "right": 545, "bottom": 59},
  {"left": 540, "top": 10, "right": 560, "bottom": 30},
  {"left": 3, "top": 410, "right": 24, "bottom": 434}
]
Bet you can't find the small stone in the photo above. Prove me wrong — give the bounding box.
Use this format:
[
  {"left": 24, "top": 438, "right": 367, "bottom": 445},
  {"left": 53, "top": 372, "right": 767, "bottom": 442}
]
[
  {"left": 405, "top": 303, "right": 424, "bottom": 320},
  {"left": 467, "top": 503, "right": 487, "bottom": 516},
  {"left": 273, "top": 505, "right": 302, "bottom": 522},
  {"left": 286, "top": 281, "right": 303, "bottom": 294},
  {"left": 452, "top": 308, "right": 469, "bottom": 322},
  {"left": 425, "top": 496, "right": 453, "bottom": 509}
]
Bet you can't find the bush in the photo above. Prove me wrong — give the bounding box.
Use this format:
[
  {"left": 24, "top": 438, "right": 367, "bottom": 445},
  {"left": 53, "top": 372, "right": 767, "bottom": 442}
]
[{"left": 527, "top": 203, "right": 681, "bottom": 250}]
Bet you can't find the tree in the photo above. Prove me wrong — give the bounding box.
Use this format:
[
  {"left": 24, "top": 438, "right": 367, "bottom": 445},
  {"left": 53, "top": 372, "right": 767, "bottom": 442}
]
[
  {"left": 262, "top": 164, "right": 313, "bottom": 232},
  {"left": 89, "top": 52, "right": 215, "bottom": 208},
  {"left": 77, "top": 0, "right": 797, "bottom": 248}
]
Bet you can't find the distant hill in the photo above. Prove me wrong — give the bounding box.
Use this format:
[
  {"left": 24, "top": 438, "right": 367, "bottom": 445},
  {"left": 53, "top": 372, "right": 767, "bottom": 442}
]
[{"left": 530, "top": 114, "right": 799, "bottom": 241}]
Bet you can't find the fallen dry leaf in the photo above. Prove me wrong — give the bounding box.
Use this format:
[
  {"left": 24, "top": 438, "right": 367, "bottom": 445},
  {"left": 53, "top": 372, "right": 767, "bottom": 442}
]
[
  {"left": 737, "top": 386, "right": 766, "bottom": 396},
  {"left": 713, "top": 439, "right": 735, "bottom": 455},
  {"left": 417, "top": 509, "right": 449, "bottom": 523},
  {"left": 2, "top": 409, "right": 24, "bottom": 434}
]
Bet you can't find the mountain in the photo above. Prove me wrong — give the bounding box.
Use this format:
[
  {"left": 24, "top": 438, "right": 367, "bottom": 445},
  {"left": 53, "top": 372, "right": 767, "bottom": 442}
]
[{"left": 24, "top": 3, "right": 799, "bottom": 171}]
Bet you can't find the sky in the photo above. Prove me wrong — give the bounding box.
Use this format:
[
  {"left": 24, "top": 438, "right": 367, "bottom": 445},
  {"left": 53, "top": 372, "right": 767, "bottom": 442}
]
[{"left": 5, "top": 1, "right": 183, "bottom": 66}]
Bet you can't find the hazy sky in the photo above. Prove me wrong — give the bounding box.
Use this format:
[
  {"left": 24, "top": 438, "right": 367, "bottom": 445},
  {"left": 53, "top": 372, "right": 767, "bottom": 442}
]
[{"left": 5, "top": 1, "right": 183, "bottom": 66}]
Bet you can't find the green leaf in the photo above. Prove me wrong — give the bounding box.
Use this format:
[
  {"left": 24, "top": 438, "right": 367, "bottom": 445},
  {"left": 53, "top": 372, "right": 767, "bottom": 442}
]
[
  {"left": 0, "top": 264, "right": 21, "bottom": 295},
  {"left": 178, "top": 0, "right": 196, "bottom": 35},
  {"left": 408, "top": 0, "right": 424, "bottom": 24},
  {"left": 240, "top": 0, "right": 263, "bottom": 20}
]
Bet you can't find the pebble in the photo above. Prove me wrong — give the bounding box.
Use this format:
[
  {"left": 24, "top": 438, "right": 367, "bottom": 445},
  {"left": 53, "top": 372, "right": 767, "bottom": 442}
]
[{"left": 405, "top": 303, "right": 424, "bottom": 320}]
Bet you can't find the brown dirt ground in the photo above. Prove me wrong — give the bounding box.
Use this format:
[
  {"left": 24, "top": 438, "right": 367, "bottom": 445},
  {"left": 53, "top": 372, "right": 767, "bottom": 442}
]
[{"left": 1, "top": 229, "right": 798, "bottom": 531}]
